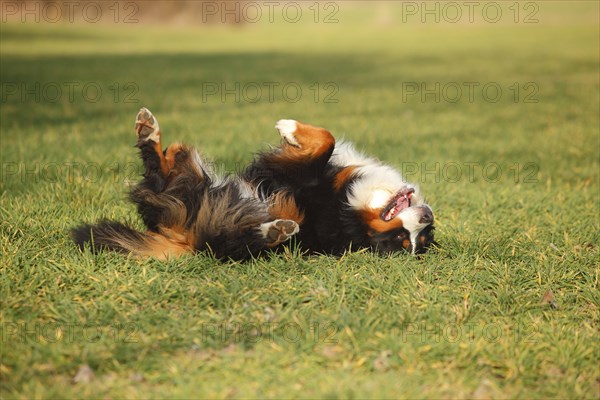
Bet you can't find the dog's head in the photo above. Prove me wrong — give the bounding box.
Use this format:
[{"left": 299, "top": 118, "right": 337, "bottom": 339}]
[{"left": 346, "top": 164, "right": 437, "bottom": 255}]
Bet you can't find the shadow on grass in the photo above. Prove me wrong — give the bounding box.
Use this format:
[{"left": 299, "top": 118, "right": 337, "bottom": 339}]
[{"left": 1, "top": 51, "right": 444, "bottom": 129}]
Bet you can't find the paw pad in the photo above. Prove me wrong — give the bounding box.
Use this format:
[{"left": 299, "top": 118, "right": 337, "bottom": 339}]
[
  {"left": 135, "top": 107, "right": 160, "bottom": 142},
  {"left": 262, "top": 219, "right": 299, "bottom": 246}
]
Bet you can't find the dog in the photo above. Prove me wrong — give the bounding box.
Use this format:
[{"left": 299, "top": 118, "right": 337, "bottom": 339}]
[{"left": 72, "top": 108, "right": 436, "bottom": 260}]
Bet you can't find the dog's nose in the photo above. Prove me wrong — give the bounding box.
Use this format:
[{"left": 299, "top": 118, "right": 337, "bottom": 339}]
[{"left": 418, "top": 206, "right": 434, "bottom": 224}]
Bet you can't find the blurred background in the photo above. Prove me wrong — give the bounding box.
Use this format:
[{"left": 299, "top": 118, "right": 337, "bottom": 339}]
[{"left": 1, "top": 1, "right": 598, "bottom": 190}]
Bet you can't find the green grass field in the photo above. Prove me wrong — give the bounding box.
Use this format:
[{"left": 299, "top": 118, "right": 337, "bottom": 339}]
[{"left": 1, "top": 2, "right": 599, "bottom": 398}]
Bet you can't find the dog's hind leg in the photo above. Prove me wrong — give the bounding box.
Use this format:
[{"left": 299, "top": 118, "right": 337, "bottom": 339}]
[
  {"left": 135, "top": 107, "right": 170, "bottom": 184},
  {"left": 132, "top": 108, "right": 208, "bottom": 231},
  {"left": 244, "top": 119, "right": 336, "bottom": 190},
  {"left": 134, "top": 107, "right": 207, "bottom": 186},
  {"left": 274, "top": 119, "right": 335, "bottom": 164},
  {"left": 73, "top": 108, "right": 204, "bottom": 260},
  {"left": 270, "top": 119, "right": 336, "bottom": 175}
]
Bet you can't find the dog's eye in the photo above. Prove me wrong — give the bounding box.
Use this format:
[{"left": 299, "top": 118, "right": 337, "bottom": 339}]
[
  {"left": 396, "top": 232, "right": 411, "bottom": 250},
  {"left": 396, "top": 233, "right": 407, "bottom": 240}
]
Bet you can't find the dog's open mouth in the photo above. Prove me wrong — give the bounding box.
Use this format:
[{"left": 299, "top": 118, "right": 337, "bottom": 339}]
[{"left": 381, "top": 187, "right": 415, "bottom": 221}]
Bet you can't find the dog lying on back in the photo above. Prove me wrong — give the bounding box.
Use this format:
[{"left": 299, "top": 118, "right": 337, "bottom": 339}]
[{"left": 72, "top": 108, "right": 436, "bottom": 260}]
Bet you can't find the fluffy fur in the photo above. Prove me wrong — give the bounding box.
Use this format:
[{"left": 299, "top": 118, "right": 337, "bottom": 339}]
[{"left": 72, "top": 108, "right": 436, "bottom": 260}]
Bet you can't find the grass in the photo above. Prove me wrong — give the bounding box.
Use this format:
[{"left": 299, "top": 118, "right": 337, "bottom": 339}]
[{"left": 1, "top": 2, "right": 599, "bottom": 398}]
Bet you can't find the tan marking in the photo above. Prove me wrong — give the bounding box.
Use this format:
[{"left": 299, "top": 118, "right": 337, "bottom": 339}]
[
  {"left": 159, "top": 143, "right": 205, "bottom": 183},
  {"left": 103, "top": 225, "right": 193, "bottom": 261},
  {"left": 142, "top": 226, "right": 194, "bottom": 260},
  {"left": 333, "top": 166, "right": 357, "bottom": 192},
  {"left": 360, "top": 209, "right": 404, "bottom": 233},
  {"left": 152, "top": 141, "right": 171, "bottom": 177},
  {"left": 164, "top": 143, "right": 184, "bottom": 177},
  {"left": 268, "top": 192, "right": 305, "bottom": 224}
]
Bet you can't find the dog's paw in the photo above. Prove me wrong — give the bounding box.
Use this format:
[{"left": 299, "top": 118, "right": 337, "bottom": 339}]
[
  {"left": 260, "top": 219, "right": 299, "bottom": 246},
  {"left": 135, "top": 107, "right": 161, "bottom": 143},
  {"left": 275, "top": 119, "right": 300, "bottom": 147}
]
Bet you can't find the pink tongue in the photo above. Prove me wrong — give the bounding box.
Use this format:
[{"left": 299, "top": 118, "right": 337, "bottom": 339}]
[
  {"left": 396, "top": 196, "right": 409, "bottom": 211},
  {"left": 382, "top": 188, "right": 415, "bottom": 221}
]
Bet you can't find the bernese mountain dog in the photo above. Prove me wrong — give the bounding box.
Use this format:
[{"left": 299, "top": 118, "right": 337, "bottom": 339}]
[{"left": 72, "top": 108, "right": 436, "bottom": 260}]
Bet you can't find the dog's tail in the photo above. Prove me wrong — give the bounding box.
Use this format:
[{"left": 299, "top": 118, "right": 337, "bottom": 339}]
[{"left": 71, "top": 220, "right": 192, "bottom": 260}]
